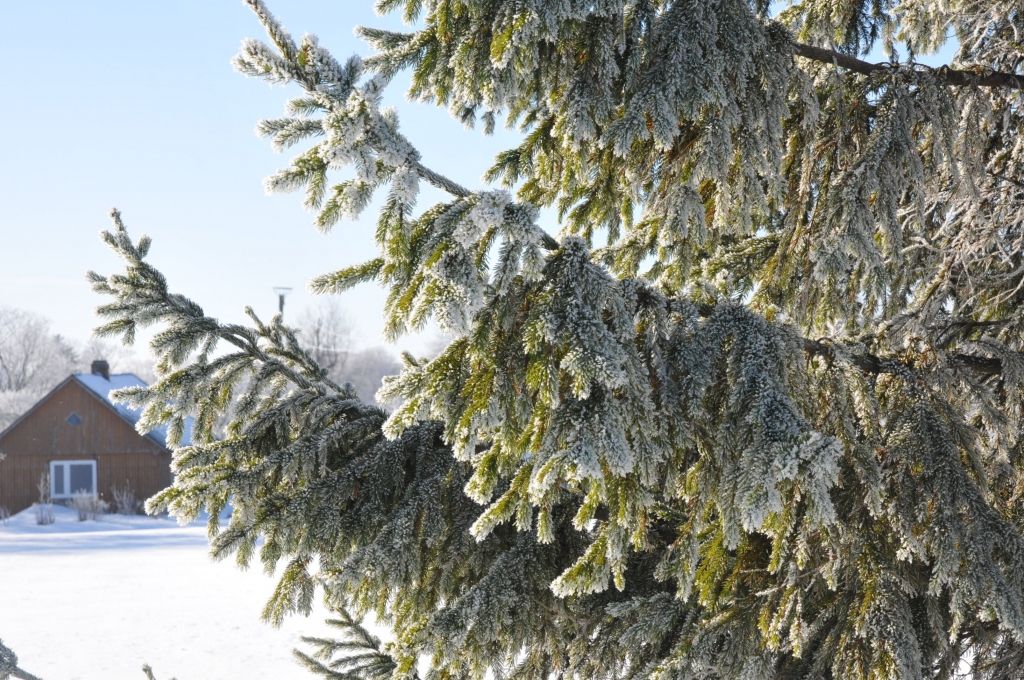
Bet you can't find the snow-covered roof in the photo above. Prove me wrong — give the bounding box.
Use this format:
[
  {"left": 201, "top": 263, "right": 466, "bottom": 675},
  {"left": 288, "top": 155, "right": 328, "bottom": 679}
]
[{"left": 72, "top": 372, "right": 193, "bottom": 449}]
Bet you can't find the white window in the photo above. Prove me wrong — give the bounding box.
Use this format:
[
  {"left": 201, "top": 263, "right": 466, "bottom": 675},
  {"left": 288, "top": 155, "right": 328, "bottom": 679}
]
[{"left": 50, "top": 460, "right": 97, "bottom": 499}]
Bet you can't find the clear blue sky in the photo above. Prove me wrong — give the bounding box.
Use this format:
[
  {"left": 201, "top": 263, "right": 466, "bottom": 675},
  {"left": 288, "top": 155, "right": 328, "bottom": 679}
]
[{"left": 0, "top": 1, "right": 517, "bottom": 356}]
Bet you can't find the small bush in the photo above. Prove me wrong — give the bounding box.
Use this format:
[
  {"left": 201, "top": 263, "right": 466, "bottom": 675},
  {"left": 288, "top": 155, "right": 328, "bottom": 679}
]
[
  {"left": 35, "top": 471, "right": 55, "bottom": 526},
  {"left": 70, "top": 491, "right": 107, "bottom": 521},
  {"left": 0, "top": 506, "right": 9, "bottom": 526},
  {"left": 34, "top": 503, "right": 55, "bottom": 526},
  {"left": 111, "top": 481, "right": 142, "bottom": 515}
]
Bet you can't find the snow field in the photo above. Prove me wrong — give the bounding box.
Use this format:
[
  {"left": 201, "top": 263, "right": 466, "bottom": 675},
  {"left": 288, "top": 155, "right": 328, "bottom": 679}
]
[{"left": 0, "top": 505, "right": 337, "bottom": 680}]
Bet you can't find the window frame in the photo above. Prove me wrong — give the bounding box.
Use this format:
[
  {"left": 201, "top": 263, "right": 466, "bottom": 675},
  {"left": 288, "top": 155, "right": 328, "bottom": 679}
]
[{"left": 50, "top": 459, "right": 98, "bottom": 499}]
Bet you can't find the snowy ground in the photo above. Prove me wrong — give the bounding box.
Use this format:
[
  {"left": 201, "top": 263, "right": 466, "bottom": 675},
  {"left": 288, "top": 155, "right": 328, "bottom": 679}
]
[{"left": 0, "top": 505, "right": 336, "bottom": 680}]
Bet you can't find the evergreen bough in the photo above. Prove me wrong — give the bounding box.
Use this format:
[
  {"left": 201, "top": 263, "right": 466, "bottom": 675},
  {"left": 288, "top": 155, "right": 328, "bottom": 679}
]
[{"left": 80, "top": 0, "right": 1024, "bottom": 677}]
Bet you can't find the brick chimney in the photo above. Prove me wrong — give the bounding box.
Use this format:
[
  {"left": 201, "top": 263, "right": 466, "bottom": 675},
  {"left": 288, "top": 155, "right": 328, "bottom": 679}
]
[{"left": 90, "top": 359, "right": 110, "bottom": 380}]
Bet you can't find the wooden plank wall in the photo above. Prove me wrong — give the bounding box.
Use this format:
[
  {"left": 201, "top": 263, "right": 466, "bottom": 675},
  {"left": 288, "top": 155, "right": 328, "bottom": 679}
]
[{"left": 0, "top": 379, "right": 172, "bottom": 515}]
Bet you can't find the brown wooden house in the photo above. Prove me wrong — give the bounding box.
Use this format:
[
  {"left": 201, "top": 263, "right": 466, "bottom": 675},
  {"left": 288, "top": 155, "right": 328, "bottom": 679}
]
[{"left": 0, "top": 360, "right": 188, "bottom": 515}]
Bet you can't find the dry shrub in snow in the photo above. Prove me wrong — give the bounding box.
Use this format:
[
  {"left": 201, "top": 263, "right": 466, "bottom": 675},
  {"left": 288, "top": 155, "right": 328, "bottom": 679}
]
[
  {"left": 70, "top": 492, "right": 106, "bottom": 521},
  {"left": 33, "top": 504, "right": 54, "bottom": 526},
  {"left": 34, "top": 472, "right": 54, "bottom": 526},
  {"left": 111, "top": 482, "right": 141, "bottom": 515}
]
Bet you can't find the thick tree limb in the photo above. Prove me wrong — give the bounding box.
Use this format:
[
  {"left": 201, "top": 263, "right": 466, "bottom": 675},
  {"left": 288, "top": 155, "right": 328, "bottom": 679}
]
[
  {"left": 793, "top": 41, "right": 1024, "bottom": 90},
  {"left": 802, "top": 336, "right": 1003, "bottom": 379}
]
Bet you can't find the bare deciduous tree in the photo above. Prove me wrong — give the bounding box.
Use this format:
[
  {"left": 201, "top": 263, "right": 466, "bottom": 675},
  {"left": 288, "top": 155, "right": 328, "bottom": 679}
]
[
  {"left": 0, "top": 309, "right": 77, "bottom": 429},
  {"left": 0, "top": 309, "right": 157, "bottom": 430},
  {"left": 296, "top": 299, "right": 352, "bottom": 377},
  {"left": 341, "top": 346, "right": 402, "bottom": 406},
  {"left": 0, "top": 308, "right": 74, "bottom": 392},
  {"left": 295, "top": 301, "right": 401, "bottom": 404}
]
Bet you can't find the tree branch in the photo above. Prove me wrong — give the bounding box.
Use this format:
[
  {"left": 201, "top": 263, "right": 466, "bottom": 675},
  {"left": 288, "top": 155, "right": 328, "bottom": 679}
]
[
  {"left": 0, "top": 640, "right": 43, "bottom": 680},
  {"left": 792, "top": 41, "right": 1024, "bottom": 90},
  {"left": 801, "top": 336, "right": 1003, "bottom": 379}
]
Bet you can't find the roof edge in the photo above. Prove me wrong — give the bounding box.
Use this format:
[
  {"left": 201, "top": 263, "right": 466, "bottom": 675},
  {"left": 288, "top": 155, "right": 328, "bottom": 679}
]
[
  {"left": 0, "top": 375, "right": 170, "bottom": 454},
  {"left": 70, "top": 374, "right": 170, "bottom": 452}
]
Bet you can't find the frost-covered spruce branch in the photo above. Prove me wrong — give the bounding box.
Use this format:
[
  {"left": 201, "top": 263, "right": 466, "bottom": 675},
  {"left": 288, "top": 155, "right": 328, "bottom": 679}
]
[
  {"left": 140, "top": 665, "right": 176, "bottom": 680},
  {"left": 238, "top": 0, "right": 556, "bottom": 249},
  {"left": 94, "top": 208, "right": 1024, "bottom": 678},
  {"left": 2, "top": 639, "right": 169, "bottom": 680},
  {"left": 225, "top": 2, "right": 1024, "bottom": 678},
  {"left": 293, "top": 608, "right": 416, "bottom": 680},
  {"left": 91, "top": 215, "right": 590, "bottom": 676},
  {"left": 353, "top": 0, "right": 1024, "bottom": 347},
  {"left": 90, "top": 209, "right": 346, "bottom": 423},
  {"left": 233, "top": 0, "right": 1011, "bottom": 384},
  {"left": 0, "top": 640, "right": 41, "bottom": 680},
  {"left": 83, "top": 1, "right": 1024, "bottom": 678},
  {"left": 791, "top": 41, "right": 1024, "bottom": 90},
  {"left": 238, "top": 0, "right": 473, "bottom": 207},
  {"left": 248, "top": 0, "right": 1024, "bottom": 359}
]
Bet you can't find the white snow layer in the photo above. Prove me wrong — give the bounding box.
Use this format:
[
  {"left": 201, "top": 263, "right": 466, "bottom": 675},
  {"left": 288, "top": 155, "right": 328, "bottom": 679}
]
[{"left": 0, "top": 505, "right": 338, "bottom": 679}]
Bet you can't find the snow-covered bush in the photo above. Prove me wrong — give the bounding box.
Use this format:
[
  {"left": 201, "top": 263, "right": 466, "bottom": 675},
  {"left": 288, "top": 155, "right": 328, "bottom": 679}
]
[
  {"left": 33, "top": 504, "right": 54, "bottom": 527},
  {"left": 69, "top": 492, "right": 106, "bottom": 522},
  {"left": 33, "top": 472, "right": 54, "bottom": 526},
  {"left": 111, "top": 482, "right": 141, "bottom": 516}
]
